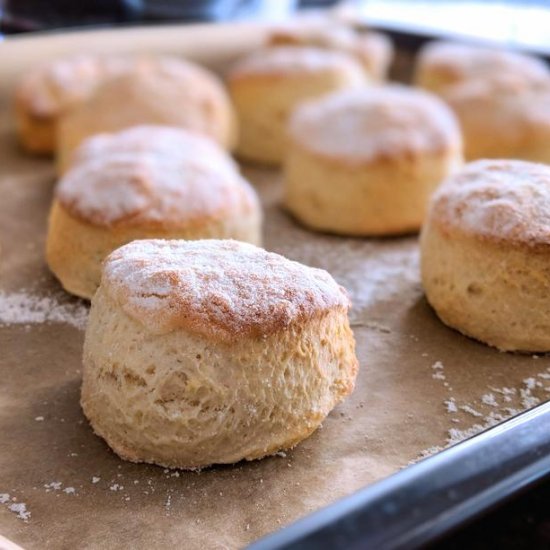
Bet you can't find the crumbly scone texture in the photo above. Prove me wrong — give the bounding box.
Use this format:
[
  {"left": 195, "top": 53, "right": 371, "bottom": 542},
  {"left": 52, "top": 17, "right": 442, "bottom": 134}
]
[
  {"left": 414, "top": 41, "right": 550, "bottom": 94},
  {"left": 227, "top": 46, "right": 367, "bottom": 165},
  {"left": 46, "top": 127, "right": 261, "bottom": 299},
  {"left": 284, "top": 85, "right": 463, "bottom": 235},
  {"left": 57, "top": 57, "right": 237, "bottom": 172},
  {"left": 81, "top": 239, "right": 358, "bottom": 469},
  {"left": 421, "top": 159, "right": 550, "bottom": 352},
  {"left": 439, "top": 75, "right": 550, "bottom": 162},
  {"left": 267, "top": 24, "right": 393, "bottom": 81},
  {"left": 14, "top": 54, "right": 135, "bottom": 153}
]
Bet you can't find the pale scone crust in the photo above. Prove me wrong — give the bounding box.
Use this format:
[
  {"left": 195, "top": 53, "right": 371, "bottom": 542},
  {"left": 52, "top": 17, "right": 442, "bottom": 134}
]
[
  {"left": 284, "top": 85, "right": 463, "bottom": 235},
  {"left": 227, "top": 46, "right": 367, "bottom": 165},
  {"left": 81, "top": 284, "right": 358, "bottom": 469},
  {"left": 421, "top": 159, "right": 550, "bottom": 352}
]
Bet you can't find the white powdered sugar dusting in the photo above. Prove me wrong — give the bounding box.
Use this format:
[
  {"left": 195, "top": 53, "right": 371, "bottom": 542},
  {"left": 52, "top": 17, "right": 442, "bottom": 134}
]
[{"left": 0, "top": 290, "right": 88, "bottom": 329}]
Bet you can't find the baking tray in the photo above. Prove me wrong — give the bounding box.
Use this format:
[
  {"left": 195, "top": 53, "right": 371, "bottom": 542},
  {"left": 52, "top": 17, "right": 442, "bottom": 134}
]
[{"left": 1, "top": 22, "right": 549, "bottom": 550}]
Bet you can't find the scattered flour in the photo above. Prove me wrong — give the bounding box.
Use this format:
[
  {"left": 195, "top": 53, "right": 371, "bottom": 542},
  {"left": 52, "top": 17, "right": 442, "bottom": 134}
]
[
  {"left": 481, "top": 393, "right": 498, "bottom": 407},
  {"left": 8, "top": 502, "right": 31, "bottom": 521},
  {"left": 460, "top": 404, "right": 483, "bottom": 418},
  {"left": 444, "top": 398, "right": 458, "bottom": 413},
  {"left": 417, "top": 363, "right": 550, "bottom": 462},
  {"left": 44, "top": 481, "right": 62, "bottom": 492},
  {"left": 0, "top": 291, "right": 88, "bottom": 330}
]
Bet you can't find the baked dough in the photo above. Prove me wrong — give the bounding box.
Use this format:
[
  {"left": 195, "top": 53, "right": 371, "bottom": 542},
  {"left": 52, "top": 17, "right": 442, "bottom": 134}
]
[
  {"left": 14, "top": 54, "right": 133, "bottom": 154},
  {"left": 81, "top": 239, "right": 359, "bottom": 469},
  {"left": 439, "top": 75, "right": 550, "bottom": 162},
  {"left": 57, "top": 56, "right": 237, "bottom": 172},
  {"left": 284, "top": 85, "right": 463, "bottom": 235},
  {"left": 227, "top": 46, "right": 367, "bottom": 165},
  {"left": 268, "top": 23, "right": 393, "bottom": 81},
  {"left": 421, "top": 159, "right": 550, "bottom": 352},
  {"left": 414, "top": 41, "right": 549, "bottom": 94},
  {"left": 46, "top": 125, "right": 261, "bottom": 299}
]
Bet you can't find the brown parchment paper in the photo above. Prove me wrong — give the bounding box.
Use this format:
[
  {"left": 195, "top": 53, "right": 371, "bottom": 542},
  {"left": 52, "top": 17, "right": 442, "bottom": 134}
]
[{"left": 1, "top": 23, "right": 550, "bottom": 550}]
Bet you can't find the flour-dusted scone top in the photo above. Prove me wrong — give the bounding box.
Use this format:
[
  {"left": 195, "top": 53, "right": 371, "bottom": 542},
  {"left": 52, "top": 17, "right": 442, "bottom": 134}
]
[
  {"left": 103, "top": 239, "right": 351, "bottom": 341},
  {"left": 289, "top": 85, "right": 462, "bottom": 164},
  {"left": 439, "top": 75, "right": 550, "bottom": 162},
  {"left": 428, "top": 159, "right": 550, "bottom": 248},
  {"left": 58, "top": 56, "right": 237, "bottom": 171},
  {"left": 15, "top": 53, "right": 138, "bottom": 153},
  {"left": 415, "top": 41, "right": 550, "bottom": 93},
  {"left": 16, "top": 54, "right": 134, "bottom": 119},
  {"left": 267, "top": 24, "right": 393, "bottom": 80},
  {"left": 57, "top": 125, "right": 255, "bottom": 229}
]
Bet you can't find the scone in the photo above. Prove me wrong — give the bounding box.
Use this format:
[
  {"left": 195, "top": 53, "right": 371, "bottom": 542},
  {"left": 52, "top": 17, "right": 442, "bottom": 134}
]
[
  {"left": 421, "top": 159, "right": 550, "bottom": 352},
  {"left": 284, "top": 85, "right": 463, "bottom": 236},
  {"left": 268, "top": 24, "right": 393, "bottom": 81},
  {"left": 14, "top": 54, "right": 133, "bottom": 154},
  {"left": 46, "top": 126, "right": 261, "bottom": 300},
  {"left": 57, "top": 57, "right": 237, "bottom": 172},
  {"left": 227, "top": 46, "right": 367, "bottom": 165},
  {"left": 81, "top": 239, "right": 359, "bottom": 469},
  {"left": 439, "top": 75, "right": 550, "bottom": 162},
  {"left": 414, "top": 41, "right": 549, "bottom": 94}
]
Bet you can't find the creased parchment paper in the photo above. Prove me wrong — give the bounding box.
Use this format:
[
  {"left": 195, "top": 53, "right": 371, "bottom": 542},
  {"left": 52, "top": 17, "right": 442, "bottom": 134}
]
[{"left": 1, "top": 23, "right": 549, "bottom": 550}]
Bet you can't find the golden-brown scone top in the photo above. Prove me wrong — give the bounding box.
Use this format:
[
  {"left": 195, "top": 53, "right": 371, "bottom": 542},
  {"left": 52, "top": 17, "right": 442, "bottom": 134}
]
[
  {"left": 56, "top": 125, "right": 256, "bottom": 229},
  {"left": 102, "top": 239, "right": 350, "bottom": 342},
  {"left": 289, "top": 85, "right": 462, "bottom": 164},
  {"left": 58, "top": 56, "right": 237, "bottom": 171},
  {"left": 267, "top": 24, "right": 393, "bottom": 80},
  {"left": 415, "top": 41, "right": 550, "bottom": 93},
  {"left": 429, "top": 159, "right": 550, "bottom": 248}
]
